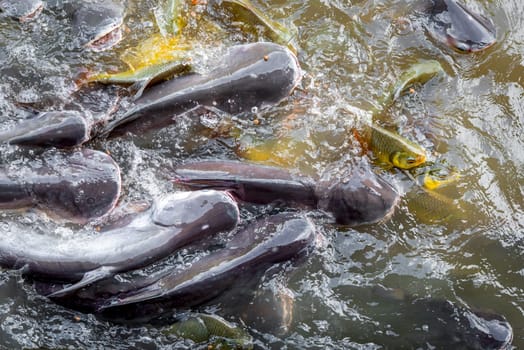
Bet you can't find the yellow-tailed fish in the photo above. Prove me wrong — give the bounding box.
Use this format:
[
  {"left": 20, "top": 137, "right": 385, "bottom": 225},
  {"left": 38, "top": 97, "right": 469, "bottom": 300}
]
[
  {"left": 221, "top": 0, "right": 298, "bottom": 54},
  {"left": 163, "top": 313, "right": 253, "bottom": 349},
  {"left": 356, "top": 123, "right": 427, "bottom": 169},
  {"left": 154, "top": 0, "right": 186, "bottom": 37},
  {"left": 87, "top": 59, "right": 192, "bottom": 99},
  {"left": 120, "top": 32, "right": 191, "bottom": 70},
  {"left": 406, "top": 186, "right": 460, "bottom": 223},
  {"left": 236, "top": 134, "right": 309, "bottom": 169},
  {"left": 388, "top": 60, "right": 444, "bottom": 103},
  {"left": 423, "top": 168, "right": 461, "bottom": 190}
]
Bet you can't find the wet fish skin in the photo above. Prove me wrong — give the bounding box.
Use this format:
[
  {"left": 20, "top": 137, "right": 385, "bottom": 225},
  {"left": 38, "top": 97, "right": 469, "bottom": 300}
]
[
  {"left": 163, "top": 313, "right": 253, "bottom": 349},
  {"left": 0, "top": 0, "right": 43, "bottom": 22},
  {"left": 174, "top": 160, "right": 318, "bottom": 207},
  {"left": 0, "top": 149, "right": 120, "bottom": 223},
  {"left": 316, "top": 158, "right": 400, "bottom": 226},
  {"left": 74, "top": 213, "right": 315, "bottom": 322},
  {"left": 69, "top": 0, "right": 125, "bottom": 51},
  {"left": 103, "top": 42, "right": 301, "bottom": 138},
  {"left": 361, "top": 124, "right": 427, "bottom": 170},
  {"left": 0, "top": 111, "right": 91, "bottom": 148},
  {"left": 0, "top": 190, "right": 239, "bottom": 297},
  {"left": 174, "top": 159, "right": 399, "bottom": 226},
  {"left": 423, "top": 0, "right": 496, "bottom": 52}
]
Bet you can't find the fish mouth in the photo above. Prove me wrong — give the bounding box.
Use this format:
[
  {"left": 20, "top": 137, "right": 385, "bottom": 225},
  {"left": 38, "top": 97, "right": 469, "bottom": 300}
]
[
  {"left": 446, "top": 34, "right": 496, "bottom": 53},
  {"left": 19, "top": 2, "right": 44, "bottom": 22},
  {"left": 85, "top": 23, "right": 123, "bottom": 52}
]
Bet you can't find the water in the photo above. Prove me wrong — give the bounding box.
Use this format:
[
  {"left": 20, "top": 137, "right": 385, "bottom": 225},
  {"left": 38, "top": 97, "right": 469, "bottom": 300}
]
[{"left": 0, "top": 0, "right": 523, "bottom": 349}]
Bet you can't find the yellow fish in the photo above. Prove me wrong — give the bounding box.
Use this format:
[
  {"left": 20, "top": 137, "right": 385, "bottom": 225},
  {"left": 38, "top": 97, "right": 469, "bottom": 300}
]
[
  {"left": 221, "top": 0, "right": 298, "bottom": 54},
  {"left": 86, "top": 58, "right": 192, "bottom": 99},
  {"left": 355, "top": 124, "right": 427, "bottom": 170}
]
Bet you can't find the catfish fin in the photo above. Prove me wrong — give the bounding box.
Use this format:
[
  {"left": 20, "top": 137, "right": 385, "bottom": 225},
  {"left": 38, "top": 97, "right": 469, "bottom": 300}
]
[
  {"left": 128, "top": 78, "right": 152, "bottom": 100},
  {"left": 97, "top": 283, "right": 164, "bottom": 311},
  {"left": 47, "top": 266, "right": 117, "bottom": 298}
]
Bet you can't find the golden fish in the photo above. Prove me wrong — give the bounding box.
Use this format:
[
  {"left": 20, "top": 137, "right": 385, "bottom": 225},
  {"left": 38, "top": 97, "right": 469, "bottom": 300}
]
[
  {"left": 356, "top": 124, "right": 427, "bottom": 170},
  {"left": 221, "top": 0, "right": 298, "bottom": 54}
]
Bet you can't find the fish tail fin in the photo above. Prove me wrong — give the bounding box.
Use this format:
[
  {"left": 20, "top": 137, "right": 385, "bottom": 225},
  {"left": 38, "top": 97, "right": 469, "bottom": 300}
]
[
  {"left": 97, "top": 283, "right": 163, "bottom": 311},
  {"left": 128, "top": 78, "right": 152, "bottom": 100},
  {"left": 46, "top": 266, "right": 116, "bottom": 298}
]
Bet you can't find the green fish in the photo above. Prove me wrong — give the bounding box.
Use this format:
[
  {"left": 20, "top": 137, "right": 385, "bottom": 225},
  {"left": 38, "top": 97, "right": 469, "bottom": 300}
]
[
  {"left": 86, "top": 60, "right": 192, "bottom": 99},
  {"left": 221, "top": 0, "right": 298, "bottom": 54},
  {"left": 154, "top": 0, "right": 185, "bottom": 37},
  {"left": 355, "top": 123, "right": 427, "bottom": 170},
  {"left": 164, "top": 313, "right": 253, "bottom": 349},
  {"left": 388, "top": 59, "right": 444, "bottom": 104}
]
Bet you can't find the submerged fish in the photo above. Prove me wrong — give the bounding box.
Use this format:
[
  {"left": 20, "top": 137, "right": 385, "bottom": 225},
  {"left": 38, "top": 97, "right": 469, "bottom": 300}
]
[
  {"left": 388, "top": 60, "right": 444, "bottom": 103},
  {"left": 154, "top": 0, "right": 185, "bottom": 37},
  {"left": 0, "top": 0, "right": 43, "bottom": 22},
  {"left": 0, "top": 111, "right": 91, "bottom": 148},
  {"left": 219, "top": 0, "right": 299, "bottom": 54},
  {"left": 96, "top": 212, "right": 315, "bottom": 321},
  {"left": 1, "top": 190, "right": 239, "bottom": 297},
  {"left": 174, "top": 159, "right": 399, "bottom": 226},
  {"left": 42, "top": 212, "right": 315, "bottom": 322},
  {"left": 103, "top": 42, "right": 301, "bottom": 138},
  {"left": 69, "top": 0, "right": 125, "bottom": 52},
  {"left": 163, "top": 313, "right": 253, "bottom": 349},
  {"left": 355, "top": 124, "right": 427, "bottom": 170},
  {"left": 372, "top": 285, "right": 513, "bottom": 349},
  {"left": 422, "top": 0, "right": 496, "bottom": 52},
  {"left": 0, "top": 149, "right": 120, "bottom": 223}
]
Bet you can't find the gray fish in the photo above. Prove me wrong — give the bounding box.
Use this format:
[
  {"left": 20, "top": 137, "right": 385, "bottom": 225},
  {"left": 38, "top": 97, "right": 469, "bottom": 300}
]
[
  {"left": 0, "top": 111, "right": 91, "bottom": 148},
  {"left": 96, "top": 212, "right": 314, "bottom": 322},
  {"left": 69, "top": 0, "right": 125, "bottom": 51},
  {"left": 43, "top": 213, "right": 314, "bottom": 321},
  {"left": 0, "top": 0, "right": 44, "bottom": 22},
  {"left": 371, "top": 285, "right": 513, "bottom": 349},
  {"left": 103, "top": 42, "right": 302, "bottom": 138},
  {"left": 174, "top": 159, "right": 399, "bottom": 226},
  {"left": 423, "top": 0, "right": 496, "bottom": 52},
  {"left": 0, "top": 148, "right": 120, "bottom": 223},
  {"left": 1, "top": 190, "right": 239, "bottom": 297}
]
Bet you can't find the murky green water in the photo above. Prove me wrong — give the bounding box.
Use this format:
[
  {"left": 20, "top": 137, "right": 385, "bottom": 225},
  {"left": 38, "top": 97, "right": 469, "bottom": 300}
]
[{"left": 0, "top": 0, "right": 522, "bottom": 349}]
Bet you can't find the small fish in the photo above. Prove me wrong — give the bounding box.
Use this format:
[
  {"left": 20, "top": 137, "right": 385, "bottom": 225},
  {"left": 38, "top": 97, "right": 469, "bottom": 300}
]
[
  {"left": 423, "top": 168, "right": 461, "bottom": 190},
  {"left": 86, "top": 60, "right": 192, "bottom": 99},
  {"left": 355, "top": 124, "right": 427, "bottom": 170},
  {"left": 0, "top": 0, "right": 43, "bottom": 22},
  {"left": 423, "top": 0, "right": 496, "bottom": 53},
  {"left": 154, "top": 0, "right": 186, "bottom": 37},
  {"left": 163, "top": 313, "right": 253, "bottom": 349},
  {"left": 119, "top": 32, "right": 192, "bottom": 70},
  {"left": 388, "top": 60, "right": 444, "bottom": 103},
  {"left": 220, "top": 0, "right": 299, "bottom": 54}
]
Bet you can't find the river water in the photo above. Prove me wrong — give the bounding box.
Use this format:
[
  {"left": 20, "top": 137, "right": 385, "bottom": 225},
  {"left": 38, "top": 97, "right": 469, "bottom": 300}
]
[{"left": 0, "top": 0, "right": 522, "bottom": 349}]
